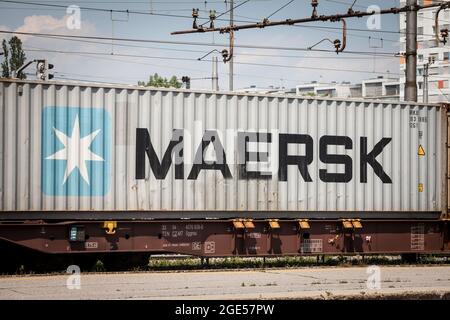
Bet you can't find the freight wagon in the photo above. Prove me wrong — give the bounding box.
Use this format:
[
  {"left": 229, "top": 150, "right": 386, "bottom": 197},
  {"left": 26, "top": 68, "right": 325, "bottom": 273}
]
[{"left": 0, "top": 78, "right": 449, "bottom": 264}]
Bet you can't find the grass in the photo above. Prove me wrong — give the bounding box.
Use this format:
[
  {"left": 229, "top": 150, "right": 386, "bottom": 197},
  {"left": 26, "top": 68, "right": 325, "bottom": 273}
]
[
  {"left": 143, "top": 254, "right": 450, "bottom": 272},
  {"left": 92, "top": 260, "right": 105, "bottom": 272},
  {"left": 146, "top": 256, "right": 331, "bottom": 271}
]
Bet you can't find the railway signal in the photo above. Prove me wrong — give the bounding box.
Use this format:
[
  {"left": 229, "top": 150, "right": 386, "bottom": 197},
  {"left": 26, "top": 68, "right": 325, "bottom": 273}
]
[
  {"left": 36, "top": 59, "right": 54, "bottom": 81},
  {"left": 181, "top": 76, "right": 191, "bottom": 89}
]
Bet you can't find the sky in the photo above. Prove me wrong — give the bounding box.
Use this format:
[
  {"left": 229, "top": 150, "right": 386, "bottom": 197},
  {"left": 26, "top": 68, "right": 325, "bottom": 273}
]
[{"left": 0, "top": 0, "right": 403, "bottom": 90}]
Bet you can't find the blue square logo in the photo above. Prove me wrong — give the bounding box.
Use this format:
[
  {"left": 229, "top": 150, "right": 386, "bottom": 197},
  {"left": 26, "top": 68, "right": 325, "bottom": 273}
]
[{"left": 42, "top": 107, "right": 111, "bottom": 196}]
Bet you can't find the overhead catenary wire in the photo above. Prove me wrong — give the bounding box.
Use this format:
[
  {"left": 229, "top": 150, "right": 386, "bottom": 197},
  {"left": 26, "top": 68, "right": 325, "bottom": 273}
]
[
  {"left": 23, "top": 47, "right": 401, "bottom": 76},
  {"left": 0, "top": 30, "right": 399, "bottom": 57},
  {"left": 1, "top": 0, "right": 439, "bottom": 45},
  {"left": 5, "top": 31, "right": 394, "bottom": 60},
  {"left": 265, "top": 0, "right": 294, "bottom": 20},
  {"left": 0, "top": 0, "right": 442, "bottom": 38},
  {"left": 326, "top": 0, "right": 450, "bottom": 23},
  {"left": 171, "top": 1, "right": 450, "bottom": 37},
  {"left": 200, "top": 0, "right": 250, "bottom": 27},
  {"left": 0, "top": 0, "right": 406, "bottom": 86},
  {"left": 25, "top": 35, "right": 396, "bottom": 59},
  {"left": 0, "top": 0, "right": 253, "bottom": 22},
  {"left": 26, "top": 44, "right": 387, "bottom": 84},
  {"left": 14, "top": 0, "right": 268, "bottom": 3},
  {"left": 0, "top": 5, "right": 402, "bottom": 43}
]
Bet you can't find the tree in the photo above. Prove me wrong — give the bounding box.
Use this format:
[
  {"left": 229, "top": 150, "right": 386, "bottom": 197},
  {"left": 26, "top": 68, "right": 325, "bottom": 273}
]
[
  {"left": 1, "top": 40, "right": 9, "bottom": 78},
  {"left": 138, "top": 73, "right": 182, "bottom": 88},
  {"left": 1, "top": 36, "right": 27, "bottom": 79}
]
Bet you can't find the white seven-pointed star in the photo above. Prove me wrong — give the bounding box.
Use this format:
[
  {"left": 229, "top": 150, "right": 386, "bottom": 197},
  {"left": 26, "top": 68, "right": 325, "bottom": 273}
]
[{"left": 46, "top": 115, "right": 104, "bottom": 185}]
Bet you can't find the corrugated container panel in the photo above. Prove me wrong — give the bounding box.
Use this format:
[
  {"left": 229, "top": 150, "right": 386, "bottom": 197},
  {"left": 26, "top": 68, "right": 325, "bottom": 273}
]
[{"left": 0, "top": 80, "right": 445, "bottom": 214}]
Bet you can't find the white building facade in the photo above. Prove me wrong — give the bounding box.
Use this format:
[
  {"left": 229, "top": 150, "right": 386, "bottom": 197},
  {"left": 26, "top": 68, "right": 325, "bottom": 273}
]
[
  {"left": 295, "top": 77, "right": 400, "bottom": 100},
  {"left": 400, "top": 0, "right": 450, "bottom": 103}
]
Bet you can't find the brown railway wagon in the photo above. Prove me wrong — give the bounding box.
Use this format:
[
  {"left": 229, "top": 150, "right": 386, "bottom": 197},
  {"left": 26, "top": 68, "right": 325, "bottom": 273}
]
[{"left": 0, "top": 79, "right": 449, "bottom": 257}]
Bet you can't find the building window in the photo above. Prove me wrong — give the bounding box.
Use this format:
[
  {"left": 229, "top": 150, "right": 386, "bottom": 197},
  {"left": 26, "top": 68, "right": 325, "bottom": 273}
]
[
  {"left": 441, "top": 66, "right": 450, "bottom": 74},
  {"left": 385, "top": 85, "right": 399, "bottom": 96},
  {"left": 365, "top": 83, "right": 383, "bottom": 97},
  {"left": 429, "top": 67, "right": 440, "bottom": 76},
  {"left": 418, "top": 27, "right": 424, "bottom": 35},
  {"left": 429, "top": 53, "right": 439, "bottom": 63},
  {"left": 444, "top": 52, "right": 449, "bottom": 61}
]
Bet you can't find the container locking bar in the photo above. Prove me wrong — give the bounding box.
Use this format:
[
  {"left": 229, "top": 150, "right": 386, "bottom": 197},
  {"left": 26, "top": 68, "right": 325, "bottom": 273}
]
[
  {"left": 267, "top": 219, "right": 280, "bottom": 229},
  {"left": 298, "top": 219, "right": 310, "bottom": 229},
  {"left": 231, "top": 219, "right": 255, "bottom": 229},
  {"left": 341, "top": 219, "right": 363, "bottom": 229},
  {"left": 243, "top": 219, "right": 255, "bottom": 229},
  {"left": 232, "top": 219, "right": 245, "bottom": 229}
]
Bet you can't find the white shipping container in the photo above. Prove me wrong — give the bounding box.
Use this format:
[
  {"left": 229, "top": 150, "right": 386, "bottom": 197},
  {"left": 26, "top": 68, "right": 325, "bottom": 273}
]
[{"left": 0, "top": 79, "right": 447, "bottom": 217}]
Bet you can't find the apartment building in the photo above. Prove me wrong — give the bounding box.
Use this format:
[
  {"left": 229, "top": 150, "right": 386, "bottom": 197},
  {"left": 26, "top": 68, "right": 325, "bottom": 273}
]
[{"left": 400, "top": 0, "right": 450, "bottom": 102}]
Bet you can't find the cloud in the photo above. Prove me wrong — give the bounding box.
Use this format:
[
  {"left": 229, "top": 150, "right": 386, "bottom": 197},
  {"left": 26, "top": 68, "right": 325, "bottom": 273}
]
[
  {"left": 14, "top": 14, "right": 96, "bottom": 41},
  {"left": 1, "top": 14, "right": 100, "bottom": 80},
  {"left": 16, "top": 15, "right": 67, "bottom": 34},
  {"left": 0, "top": 7, "right": 401, "bottom": 89}
]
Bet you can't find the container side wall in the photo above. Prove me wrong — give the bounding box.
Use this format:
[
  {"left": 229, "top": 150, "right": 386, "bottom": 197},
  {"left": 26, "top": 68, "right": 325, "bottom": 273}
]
[{"left": 0, "top": 80, "right": 443, "bottom": 215}]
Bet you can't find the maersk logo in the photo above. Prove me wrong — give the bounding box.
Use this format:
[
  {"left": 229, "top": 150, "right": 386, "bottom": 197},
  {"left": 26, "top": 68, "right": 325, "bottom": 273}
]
[{"left": 42, "top": 107, "right": 110, "bottom": 196}]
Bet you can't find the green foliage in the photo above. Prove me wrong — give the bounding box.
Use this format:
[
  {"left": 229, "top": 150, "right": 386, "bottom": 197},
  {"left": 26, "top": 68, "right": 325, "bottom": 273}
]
[
  {"left": 138, "top": 73, "right": 182, "bottom": 88},
  {"left": 1, "top": 39, "right": 9, "bottom": 78},
  {"left": 92, "top": 259, "right": 105, "bottom": 272},
  {"left": 1, "top": 36, "right": 27, "bottom": 79}
]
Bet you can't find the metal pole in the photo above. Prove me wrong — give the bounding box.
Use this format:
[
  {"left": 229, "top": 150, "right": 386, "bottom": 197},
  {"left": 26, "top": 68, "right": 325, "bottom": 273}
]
[
  {"left": 229, "top": 0, "right": 234, "bottom": 91},
  {"left": 405, "top": 0, "right": 418, "bottom": 102},
  {"left": 423, "top": 62, "right": 428, "bottom": 103},
  {"left": 212, "top": 56, "right": 219, "bottom": 91},
  {"left": 14, "top": 59, "right": 36, "bottom": 79}
]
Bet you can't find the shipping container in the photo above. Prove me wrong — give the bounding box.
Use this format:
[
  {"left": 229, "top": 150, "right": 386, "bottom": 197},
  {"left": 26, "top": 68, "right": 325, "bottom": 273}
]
[
  {"left": 0, "top": 79, "right": 447, "bottom": 219},
  {"left": 0, "top": 79, "right": 449, "bottom": 259}
]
